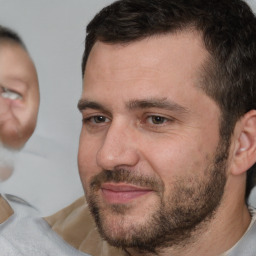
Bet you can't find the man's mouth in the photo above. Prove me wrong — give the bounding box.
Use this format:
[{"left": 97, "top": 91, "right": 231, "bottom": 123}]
[{"left": 101, "top": 183, "right": 153, "bottom": 204}]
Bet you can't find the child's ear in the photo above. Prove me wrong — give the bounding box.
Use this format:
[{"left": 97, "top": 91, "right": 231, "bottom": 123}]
[{"left": 231, "top": 110, "right": 256, "bottom": 176}]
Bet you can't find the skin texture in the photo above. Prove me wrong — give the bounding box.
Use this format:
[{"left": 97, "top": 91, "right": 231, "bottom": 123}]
[
  {"left": 0, "top": 42, "right": 39, "bottom": 149},
  {"left": 78, "top": 31, "right": 253, "bottom": 256}
]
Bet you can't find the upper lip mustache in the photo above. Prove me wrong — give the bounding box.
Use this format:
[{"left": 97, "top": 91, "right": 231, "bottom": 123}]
[{"left": 101, "top": 183, "right": 153, "bottom": 192}]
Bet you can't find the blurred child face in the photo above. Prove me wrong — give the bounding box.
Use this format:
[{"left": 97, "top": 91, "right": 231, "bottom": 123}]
[
  {"left": 0, "top": 42, "right": 39, "bottom": 149},
  {"left": 0, "top": 42, "right": 39, "bottom": 181}
]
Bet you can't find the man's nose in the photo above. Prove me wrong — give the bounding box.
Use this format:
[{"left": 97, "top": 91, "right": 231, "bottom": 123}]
[{"left": 96, "top": 122, "right": 140, "bottom": 170}]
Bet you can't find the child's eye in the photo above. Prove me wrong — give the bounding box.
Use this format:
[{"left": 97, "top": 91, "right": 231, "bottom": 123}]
[{"left": 1, "top": 86, "right": 22, "bottom": 100}]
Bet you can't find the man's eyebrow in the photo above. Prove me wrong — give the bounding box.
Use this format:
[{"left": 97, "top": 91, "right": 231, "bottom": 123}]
[
  {"left": 78, "top": 98, "right": 189, "bottom": 115},
  {"left": 77, "top": 99, "right": 105, "bottom": 111},
  {"left": 126, "top": 98, "right": 189, "bottom": 114}
]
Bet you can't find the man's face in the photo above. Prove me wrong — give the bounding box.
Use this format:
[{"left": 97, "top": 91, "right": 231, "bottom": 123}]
[
  {"left": 78, "top": 32, "right": 228, "bottom": 251},
  {"left": 0, "top": 42, "right": 39, "bottom": 149}
]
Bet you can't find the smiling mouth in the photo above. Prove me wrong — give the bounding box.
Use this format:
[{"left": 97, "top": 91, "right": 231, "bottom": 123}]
[{"left": 101, "top": 183, "right": 153, "bottom": 204}]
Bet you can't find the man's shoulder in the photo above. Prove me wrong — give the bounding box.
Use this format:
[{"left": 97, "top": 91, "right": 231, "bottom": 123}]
[{"left": 45, "top": 196, "right": 127, "bottom": 256}]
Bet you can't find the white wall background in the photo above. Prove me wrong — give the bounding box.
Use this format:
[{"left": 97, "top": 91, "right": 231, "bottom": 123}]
[{"left": 0, "top": 0, "right": 256, "bottom": 216}]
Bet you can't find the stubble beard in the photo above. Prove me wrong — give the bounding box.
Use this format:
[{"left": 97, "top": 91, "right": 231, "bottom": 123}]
[{"left": 86, "top": 141, "right": 229, "bottom": 254}]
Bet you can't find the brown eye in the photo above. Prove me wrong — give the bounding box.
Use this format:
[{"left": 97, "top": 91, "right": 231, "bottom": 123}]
[
  {"left": 93, "top": 116, "right": 109, "bottom": 123},
  {"left": 83, "top": 115, "right": 110, "bottom": 124},
  {"left": 147, "top": 116, "right": 167, "bottom": 125}
]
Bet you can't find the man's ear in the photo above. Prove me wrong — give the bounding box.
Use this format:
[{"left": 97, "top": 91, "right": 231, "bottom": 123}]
[{"left": 231, "top": 110, "right": 256, "bottom": 176}]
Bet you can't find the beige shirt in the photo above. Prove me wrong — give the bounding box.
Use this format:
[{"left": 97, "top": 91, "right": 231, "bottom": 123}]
[{"left": 0, "top": 194, "right": 14, "bottom": 224}]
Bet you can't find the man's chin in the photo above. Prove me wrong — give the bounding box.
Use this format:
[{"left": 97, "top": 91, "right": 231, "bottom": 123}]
[
  {"left": 96, "top": 209, "right": 150, "bottom": 247},
  {"left": 89, "top": 198, "right": 159, "bottom": 249}
]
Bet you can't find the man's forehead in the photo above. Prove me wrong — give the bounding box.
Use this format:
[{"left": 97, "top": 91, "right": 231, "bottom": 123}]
[
  {"left": 91, "top": 30, "right": 205, "bottom": 53},
  {"left": 83, "top": 31, "right": 209, "bottom": 99},
  {"left": 84, "top": 31, "right": 208, "bottom": 80}
]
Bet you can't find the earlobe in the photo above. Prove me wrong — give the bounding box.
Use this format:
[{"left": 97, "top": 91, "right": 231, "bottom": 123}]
[{"left": 232, "top": 110, "right": 256, "bottom": 176}]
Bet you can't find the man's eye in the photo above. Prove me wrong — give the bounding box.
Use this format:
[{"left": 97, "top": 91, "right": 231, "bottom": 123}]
[
  {"left": 147, "top": 116, "right": 168, "bottom": 125},
  {"left": 84, "top": 115, "right": 110, "bottom": 124},
  {"left": 1, "top": 87, "right": 22, "bottom": 100},
  {"left": 93, "top": 116, "right": 109, "bottom": 123}
]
